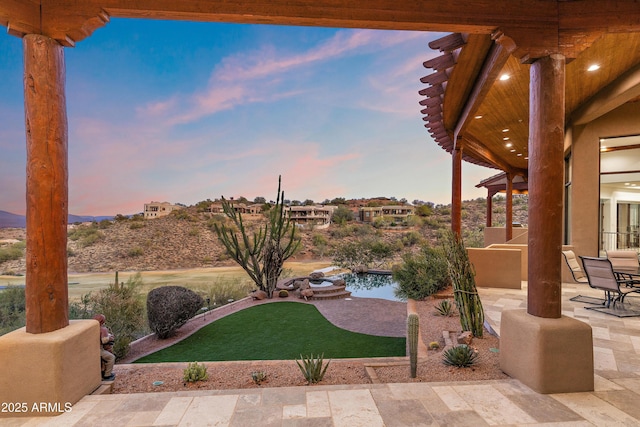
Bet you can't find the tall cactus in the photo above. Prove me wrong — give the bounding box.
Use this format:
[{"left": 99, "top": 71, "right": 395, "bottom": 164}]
[
  {"left": 407, "top": 313, "right": 419, "bottom": 378},
  {"left": 214, "top": 176, "right": 301, "bottom": 298}
]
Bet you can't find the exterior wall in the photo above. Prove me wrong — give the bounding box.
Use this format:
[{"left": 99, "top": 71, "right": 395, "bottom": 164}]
[
  {"left": 143, "top": 201, "right": 182, "bottom": 219},
  {"left": 484, "top": 227, "right": 528, "bottom": 246},
  {"left": 569, "top": 102, "right": 640, "bottom": 257}
]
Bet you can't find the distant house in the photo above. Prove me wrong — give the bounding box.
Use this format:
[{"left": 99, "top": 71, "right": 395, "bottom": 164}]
[
  {"left": 209, "top": 202, "right": 263, "bottom": 216},
  {"left": 358, "top": 205, "right": 414, "bottom": 223},
  {"left": 286, "top": 205, "right": 337, "bottom": 228},
  {"left": 143, "top": 201, "right": 182, "bottom": 219}
]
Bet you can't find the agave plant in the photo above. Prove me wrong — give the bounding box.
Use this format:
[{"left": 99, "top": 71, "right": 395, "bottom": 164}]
[
  {"left": 296, "top": 353, "right": 331, "bottom": 384},
  {"left": 442, "top": 345, "right": 478, "bottom": 368},
  {"left": 434, "top": 299, "right": 456, "bottom": 317}
]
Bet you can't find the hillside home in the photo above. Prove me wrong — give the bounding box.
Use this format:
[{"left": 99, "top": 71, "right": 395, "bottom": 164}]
[
  {"left": 358, "top": 205, "right": 415, "bottom": 223},
  {"left": 286, "top": 205, "right": 337, "bottom": 228},
  {"left": 143, "top": 201, "right": 182, "bottom": 219}
]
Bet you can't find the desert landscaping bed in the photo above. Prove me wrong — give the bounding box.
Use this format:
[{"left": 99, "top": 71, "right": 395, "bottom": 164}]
[{"left": 112, "top": 297, "right": 506, "bottom": 394}]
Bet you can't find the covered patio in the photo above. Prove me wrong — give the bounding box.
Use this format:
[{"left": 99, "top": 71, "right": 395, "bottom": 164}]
[{"left": 2, "top": 0, "right": 640, "bottom": 416}]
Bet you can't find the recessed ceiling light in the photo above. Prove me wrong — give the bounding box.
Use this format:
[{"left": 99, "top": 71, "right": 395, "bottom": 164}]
[
  {"left": 475, "top": 115, "right": 483, "bottom": 119},
  {"left": 502, "top": 129, "right": 509, "bottom": 132},
  {"left": 517, "top": 153, "right": 522, "bottom": 156},
  {"left": 510, "top": 149, "right": 516, "bottom": 152},
  {"left": 503, "top": 137, "right": 510, "bottom": 141},
  {"left": 505, "top": 143, "right": 513, "bottom": 148},
  {"left": 587, "top": 64, "right": 600, "bottom": 72},
  {"left": 632, "top": 184, "right": 637, "bottom": 187},
  {"left": 499, "top": 74, "right": 511, "bottom": 81},
  {"left": 625, "top": 183, "right": 630, "bottom": 186},
  {"left": 524, "top": 157, "right": 529, "bottom": 160}
]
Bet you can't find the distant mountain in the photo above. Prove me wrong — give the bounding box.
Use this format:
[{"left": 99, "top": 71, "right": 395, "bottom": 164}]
[
  {"left": 0, "top": 210, "right": 114, "bottom": 228},
  {"left": 0, "top": 211, "right": 25, "bottom": 228}
]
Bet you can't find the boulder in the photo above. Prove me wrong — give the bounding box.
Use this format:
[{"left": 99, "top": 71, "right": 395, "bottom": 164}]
[
  {"left": 251, "top": 290, "right": 268, "bottom": 300},
  {"left": 300, "top": 288, "right": 314, "bottom": 300},
  {"left": 147, "top": 286, "right": 204, "bottom": 339},
  {"left": 332, "top": 278, "right": 346, "bottom": 287},
  {"left": 309, "top": 271, "right": 325, "bottom": 280},
  {"left": 457, "top": 331, "right": 473, "bottom": 345},
  {"left": 295, "top": 278, "right": 310, "bottom": 290}
]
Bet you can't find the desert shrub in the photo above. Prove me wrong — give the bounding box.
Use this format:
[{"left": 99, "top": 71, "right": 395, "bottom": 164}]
[
  {"left": 127, "top": 247, "right": 144, "bottom": 257},
  {"left": 189, "top": 277, "right": 254, "bottom": 308},
  {"left": 392, "top": 243, "right": 450, "bottom": 300},
  {"left": 0, "top": 286, "right": 26, "bottom": 335},
  {"left": 332, "top": 239, "right": 394, "bottom": 271},
  {"left": 68, "top": 223, "right": 104, "bottom": 247},
  {"left": 401, "top": 231, "right": 422, "bottom": 247},
  {"left": 442, "top": 344, "right": 478, "bottom": 368},
  {"left": 94, "top": 275, "right": 146, "bottom": 358},
  {"left": 129, "top": 222, "right": 144, "bottom": 230},
  {"left": 329, "top": 224, "right": 355, "bottom": 239},
  {"left": 278, "top": 289, "right": 289, "bottom": 298},
  {"left": 147, "top": 286, "right": 204, "bottom": 339},
  {"left": 0, "top": 245, "right": 23, "bottom": 263},
  {"left": 98, "top": 219, "right": 112, "bottom": 229},
  {"left": 296, "top": 353, "right": 330, "bottom": 384},
  {"left": 172, "top": 210, "right": 193, "bottom": 221},
  {"left": 312, "top": 233, "right": 327, "bottom": 246},
  {"left": 251, "top": 371, "right": 267, "bottom": 384},
  {"left": 188, "top": 228, "right": 199, "bottom": 237},
  {"left": 331, "top": 205, "right": 354, "bottom": 224},
  {"left": 183, "top": 362, "right": 208, "bottom": 382}
]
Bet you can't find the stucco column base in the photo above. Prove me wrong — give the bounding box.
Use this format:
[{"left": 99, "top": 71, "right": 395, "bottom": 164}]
[
  {"left": 500, "top": 309, "right": 594, "bottom": 394},
  {"left": 0, "top": 320, "right": 101, "bottom": 417}
]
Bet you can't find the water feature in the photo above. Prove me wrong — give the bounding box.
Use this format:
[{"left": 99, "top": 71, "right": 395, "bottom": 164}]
[{"left": 328, "top": 273, "right": 403, "bottom": 302}]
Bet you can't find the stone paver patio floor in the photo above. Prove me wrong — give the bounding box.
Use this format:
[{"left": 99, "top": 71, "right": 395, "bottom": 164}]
[{"left": 8, "top": 281, "right": 640, "bottom": 426}]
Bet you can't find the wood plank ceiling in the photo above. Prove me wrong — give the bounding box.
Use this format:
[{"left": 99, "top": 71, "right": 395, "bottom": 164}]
[{"left": 420, "top": 31, "right": 640, "bottom": 177}]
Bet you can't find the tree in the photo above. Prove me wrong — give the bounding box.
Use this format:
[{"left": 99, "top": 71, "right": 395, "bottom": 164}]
[
  {"left": 214, "top": 176, "right": 301, "bottom": 298},
  {"left": 331, "top": 205, "right": 354, "bottom": 224},
  {"left": 253, "top": 196, "right": 266, "bottom": 204},
  {"left": 330, "top": 197, "right": 347, "bottom": 205},
  {"left": 303, "top": 199, "right": 315, "bottom": 206},
  {"left": 332, "top": 239, "right": 394, "bottom": 271}
]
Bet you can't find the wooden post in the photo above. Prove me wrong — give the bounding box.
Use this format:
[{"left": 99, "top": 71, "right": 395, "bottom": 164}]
[
  {"left": 452, "top": 144, "right": 462, "bottom": 235},
  {"left": 23, "top": 34, "right": 69, "bottom": 333},
  {"left": 527, "top": 55, "right": 565, "bottom": 319},
  {"left": 486, "top": 190, "right": 493, "bottom": 228},
  {"left": 506, "top": 173, "right": 513, "bottom": 241}
]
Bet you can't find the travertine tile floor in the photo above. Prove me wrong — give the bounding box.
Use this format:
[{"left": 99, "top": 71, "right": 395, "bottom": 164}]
[{"left": 8, "top": 281, "right": 640, "bottom": 426}]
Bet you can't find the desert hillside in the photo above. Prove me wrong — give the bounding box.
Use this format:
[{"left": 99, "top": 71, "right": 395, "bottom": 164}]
[{"left": 0, "top": 196, "right": 528, "bottom": 275}]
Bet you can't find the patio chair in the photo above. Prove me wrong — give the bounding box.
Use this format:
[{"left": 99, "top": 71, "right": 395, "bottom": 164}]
[
  {"left": 606, "top": 250, "right": 640, "bottom": 286},
  {"left": 562, "top": 250, "right": 589, "bottom": 284},
  {"left": 580, "top": 256, "right": 640, "bottom": 308}
]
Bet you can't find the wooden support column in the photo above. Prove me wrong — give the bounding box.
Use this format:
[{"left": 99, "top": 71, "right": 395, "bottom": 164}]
[
  {"left": 23, "top": 34, "right": 69, "bottom": 333},
  {"left": 486, "top": 190, "right": 493, "bottom": 228},
  {"left": 452, "top": 144, "right": 462, "bottom": 235},
  {"left": 527, "top": 55, "right": 565, "bottom": 319},
  {"left": 506, "top": 173, "right": 513, "bottom": 241}
]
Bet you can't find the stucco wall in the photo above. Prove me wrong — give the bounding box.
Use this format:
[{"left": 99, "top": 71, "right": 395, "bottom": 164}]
[{"left": 569, "top": 102, "right": 640, "bottom": 258}]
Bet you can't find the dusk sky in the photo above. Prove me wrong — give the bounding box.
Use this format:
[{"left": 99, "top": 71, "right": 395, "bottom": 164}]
[{"left": 0, "top": 20, "right": 492, "bottom": 216}]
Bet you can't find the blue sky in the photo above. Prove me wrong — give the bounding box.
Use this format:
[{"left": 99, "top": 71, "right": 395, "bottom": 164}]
[{"left": 0, "top": 20, "right": 491, "bottom": 216}]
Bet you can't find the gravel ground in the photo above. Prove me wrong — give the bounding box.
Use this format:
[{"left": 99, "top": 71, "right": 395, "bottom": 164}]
[{"left": 112, "top": 297, "right": 506, "bottom": 394}]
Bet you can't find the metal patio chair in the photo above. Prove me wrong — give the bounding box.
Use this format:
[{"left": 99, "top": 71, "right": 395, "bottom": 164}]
[{"left": 580, "top": 256, "right": 640, "bottom": 309}]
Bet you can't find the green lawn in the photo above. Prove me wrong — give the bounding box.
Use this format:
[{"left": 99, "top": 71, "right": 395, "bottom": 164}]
[{"left": 135, "top": 302, "right": 406, "bottom": 362}]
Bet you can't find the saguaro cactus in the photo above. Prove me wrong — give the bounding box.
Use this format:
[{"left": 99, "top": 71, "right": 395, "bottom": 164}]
[{"left": 407, "top": 313, "right": 419, "bottom": 378}]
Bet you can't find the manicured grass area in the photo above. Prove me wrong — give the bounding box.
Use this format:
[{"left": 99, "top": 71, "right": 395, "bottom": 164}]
[{"left": 135, "top": 302, "right": 406, "bottom": 362}]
